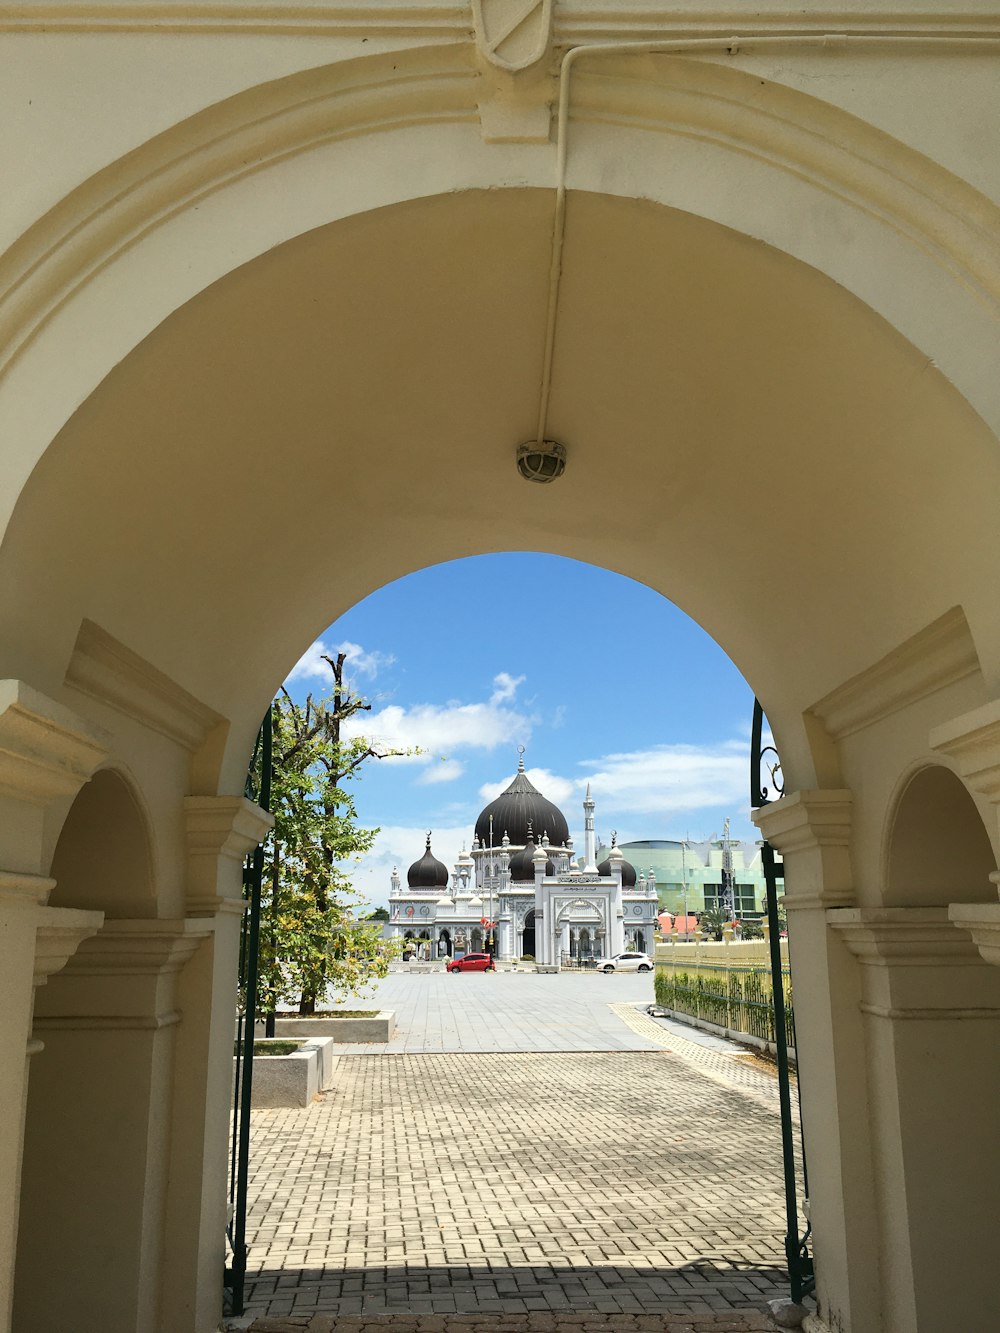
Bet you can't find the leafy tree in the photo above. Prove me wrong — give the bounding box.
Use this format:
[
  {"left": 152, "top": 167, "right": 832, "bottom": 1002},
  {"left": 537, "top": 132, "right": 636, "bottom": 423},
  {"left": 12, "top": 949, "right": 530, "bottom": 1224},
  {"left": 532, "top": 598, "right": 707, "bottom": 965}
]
[
  {"left": 365, "top": 906, "right": 390, "bottom": 921},
  {"left": 258, "top": 652, "right": 405, "bottom": 1019}
]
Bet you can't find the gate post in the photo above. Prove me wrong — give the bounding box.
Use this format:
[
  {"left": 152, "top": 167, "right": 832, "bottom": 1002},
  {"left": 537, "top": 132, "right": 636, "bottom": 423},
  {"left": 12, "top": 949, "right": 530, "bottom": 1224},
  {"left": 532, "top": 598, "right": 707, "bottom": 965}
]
[
  {"left": 0, "top": 682, "right": 107, "bottom": 1333},
  {"left": 753, "top": 790, "right": 881, "bottom": 1333}
]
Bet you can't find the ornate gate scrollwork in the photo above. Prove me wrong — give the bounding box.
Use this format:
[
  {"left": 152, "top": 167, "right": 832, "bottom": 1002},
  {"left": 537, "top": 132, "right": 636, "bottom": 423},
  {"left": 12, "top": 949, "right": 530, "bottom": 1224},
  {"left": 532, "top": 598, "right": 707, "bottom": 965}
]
[
  {"left": 225, "top": 706, "right": 273, "bottom": 1316},
  {"left": 751, "top": 699, "right": 813, "bottom": 1305}
]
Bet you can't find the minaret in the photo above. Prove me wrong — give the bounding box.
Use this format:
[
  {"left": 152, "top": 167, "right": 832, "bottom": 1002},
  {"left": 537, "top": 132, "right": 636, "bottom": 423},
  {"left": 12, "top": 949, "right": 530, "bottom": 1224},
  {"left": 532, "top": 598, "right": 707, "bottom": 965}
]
[{"left": 583, "top": 783, "right": 597, "bottom": 872}]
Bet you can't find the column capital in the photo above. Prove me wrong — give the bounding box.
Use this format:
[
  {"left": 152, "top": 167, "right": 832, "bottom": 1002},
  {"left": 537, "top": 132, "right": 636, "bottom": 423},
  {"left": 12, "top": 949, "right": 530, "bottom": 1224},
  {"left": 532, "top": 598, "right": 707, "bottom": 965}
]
[
  {"left": 949, "top": 902, "right": 1000, "bottom": 967},
  {"left": 827, "top": 907, "right": 981, "bottom": 965},
  {"left": 930, "top": 699, "right": 1000, "bottom": 802},
  {"left": 752, "top": 791, "right": 854, "bottom": 911},
  {"left": 0, "top": 870, "right": 54, "bottom": 909},
  {"left": 33, "top": 918, "right": 213, "bottom": 1034},
  {"left": 752, "top": 789, "right": 853, "bottom": 852},
  {"left": 0, "top": 679, "right": 108, "bottom": 806},
  {"left": 183, "top": 795, "right": 273, "bottom": 915},
  {"left": 33, "top": 905, "right": 104, "bottom": 987},
  {"left": 827, "top": 906, "right": 1000, "bottom": 1019},
  {"left": 65, "top": 918, "right": 210, "bottom": 977}
]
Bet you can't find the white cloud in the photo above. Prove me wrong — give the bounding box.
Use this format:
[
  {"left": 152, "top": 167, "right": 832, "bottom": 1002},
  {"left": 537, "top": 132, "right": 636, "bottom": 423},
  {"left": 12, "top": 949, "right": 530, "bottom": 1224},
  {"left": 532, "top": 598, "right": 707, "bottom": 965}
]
[
  {"left": 343, "top": 698, "right": 533, "bottom": 762},
  {"left": 417, "top": 759, "right": 466, "bottom": 785},
  {"left": 285, "top": 637, "right": 394, "bottom": 685},
  {"left": 581, "top": 741, "right": 749, "bottom": 817},
  {"left": 478, "top": 741, "right": 753, "bottom": 828},
  {"left": 478, "top": 766, "right": 576, "bottom": 808},
  {"left": 490, "top": 671, "right": 525, "bottom": 705}
]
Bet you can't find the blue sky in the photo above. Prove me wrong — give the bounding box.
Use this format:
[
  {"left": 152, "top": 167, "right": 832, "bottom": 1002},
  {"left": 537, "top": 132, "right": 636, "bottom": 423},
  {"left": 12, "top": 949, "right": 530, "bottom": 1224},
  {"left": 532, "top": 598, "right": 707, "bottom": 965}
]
[{"left": 283, "top": 553, "right": 761, "bottom": 910}]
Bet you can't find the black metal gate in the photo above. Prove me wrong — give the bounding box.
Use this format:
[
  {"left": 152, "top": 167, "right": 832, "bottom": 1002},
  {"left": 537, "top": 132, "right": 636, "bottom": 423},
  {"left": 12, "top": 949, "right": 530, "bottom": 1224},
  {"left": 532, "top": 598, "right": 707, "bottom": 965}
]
[
  {"left": 751, "top": 698, "right": 814, "bottom": 1304},
  {"left": 225, "top": 706, "right": 273, "bottom": 1316}
]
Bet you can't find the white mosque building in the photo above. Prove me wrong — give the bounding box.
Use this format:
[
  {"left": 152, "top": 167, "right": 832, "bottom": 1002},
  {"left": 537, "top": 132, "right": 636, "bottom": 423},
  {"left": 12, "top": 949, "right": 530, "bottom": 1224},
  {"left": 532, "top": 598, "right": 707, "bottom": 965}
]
[{"left": 388, "top": 754, "right": 660, "bottom": 966}]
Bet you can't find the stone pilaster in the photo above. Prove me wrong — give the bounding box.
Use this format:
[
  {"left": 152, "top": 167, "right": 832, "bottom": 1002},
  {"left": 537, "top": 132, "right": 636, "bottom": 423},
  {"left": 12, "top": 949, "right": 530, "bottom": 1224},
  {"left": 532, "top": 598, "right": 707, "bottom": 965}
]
[
  {"left": 18, "top": 920, "right": 210, "bottom": 1333},
  {"left": 930, "top": 699, "right": 1000, "bottom": 964},
  {"left": 157, "top": 794, "right": 272, "bottom": 1331},
  {"left": 182, "top": 793, "right": 274, "bottom": 916},
  {"left": 0, "top": 682, "right": 108, "bottom": 1331},
  {"left": 752, "top": 791, "right": 880, "bottom": 1333},
  {"left": 828, "top": 907, "right": 1000, "bottom": 1332}
]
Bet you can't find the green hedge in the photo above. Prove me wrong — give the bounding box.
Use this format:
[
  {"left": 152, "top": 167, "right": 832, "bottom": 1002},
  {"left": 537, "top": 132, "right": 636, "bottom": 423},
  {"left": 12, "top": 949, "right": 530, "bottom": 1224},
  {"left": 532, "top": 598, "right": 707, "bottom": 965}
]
[{"left": 655, "top": 963, "right": 795, "bottom": 1048}]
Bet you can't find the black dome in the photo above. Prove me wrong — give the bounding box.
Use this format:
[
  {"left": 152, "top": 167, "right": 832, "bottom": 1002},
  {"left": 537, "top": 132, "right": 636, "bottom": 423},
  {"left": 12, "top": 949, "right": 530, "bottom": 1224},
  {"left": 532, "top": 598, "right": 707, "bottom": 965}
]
[
  {"left": 508, "top": 825, "right": 555, "bottom": 882},
  {"left": 475, "top": 760, "right": 569, "bottom": 848},
  {"left": 597, "top": 850, "right": 637, "bottom": 887},
  {"left": 407, "top": 834, "right": 449, "bottom": 890}
]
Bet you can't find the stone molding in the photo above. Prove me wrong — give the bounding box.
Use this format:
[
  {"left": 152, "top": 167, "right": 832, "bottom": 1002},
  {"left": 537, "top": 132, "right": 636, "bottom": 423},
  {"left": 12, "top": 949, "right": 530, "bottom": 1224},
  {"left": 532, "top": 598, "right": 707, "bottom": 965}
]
[
  {"left": 949, "top": 902, "right": 1000, "bottom": 967},
  {"left": 0, "top": 679, "right": 108, "bottom": 806},
  {"left": 4, "top": 36, "right": 1000, "bottom": 400},
  {"left": 930, "top": 697, "right": 1000, "bottom": 803},
  {"left": 752, "top": 790, "right": 854, "bottom": 911},
  {"left": 183, "top": 794, "right": 274, "bottom": 915},
  {"left": 0, "top": 870, "right": 54, "bottom": 909},
  {"left": 33, "top": 919, "right": 212, "bottom": 1034},
  {"left": 930, "top": 700, "right": 1000, "bottom": 965},
  {"left": 62, "top": 918, "right": 211, "bottom": 977},
  {"left": 828, "top": 906, "right": 1000, "bottom": 1019},
  {"left": 810, "top": 607, "right": 980, "bottom": 742},
  {"left": 0, "top": 5, "right": 996, "bottom": 40},
  {"left": 32, "top": 905, "right": 104, "bottom": 987},
  {"left": 827, "top": 907, "right": 984, "bottom": 966},
  {"left": 64, "top": 619, "right": 224, "bottom": 752}
]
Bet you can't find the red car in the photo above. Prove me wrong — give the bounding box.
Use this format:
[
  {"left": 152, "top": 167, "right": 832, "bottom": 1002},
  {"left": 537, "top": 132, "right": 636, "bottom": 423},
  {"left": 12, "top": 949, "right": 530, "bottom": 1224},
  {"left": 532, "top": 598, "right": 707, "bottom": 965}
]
[{"left": 447, "top": 952, "right": 495, "bottom": 973}]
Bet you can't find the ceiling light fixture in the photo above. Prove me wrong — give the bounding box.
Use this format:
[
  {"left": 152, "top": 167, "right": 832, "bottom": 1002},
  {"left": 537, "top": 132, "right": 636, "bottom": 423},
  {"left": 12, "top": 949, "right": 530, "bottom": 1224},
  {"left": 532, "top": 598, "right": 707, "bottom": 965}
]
[{"left": 516, "top": 439, "right": 567, "bottom": 483}]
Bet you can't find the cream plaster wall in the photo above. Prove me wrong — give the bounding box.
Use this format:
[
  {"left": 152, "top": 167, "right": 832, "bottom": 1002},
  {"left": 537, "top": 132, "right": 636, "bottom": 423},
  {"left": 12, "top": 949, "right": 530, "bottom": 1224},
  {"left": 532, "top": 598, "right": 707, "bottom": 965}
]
[{"left": 3, "top": 8, "right": 1000, "bottom": 1332}]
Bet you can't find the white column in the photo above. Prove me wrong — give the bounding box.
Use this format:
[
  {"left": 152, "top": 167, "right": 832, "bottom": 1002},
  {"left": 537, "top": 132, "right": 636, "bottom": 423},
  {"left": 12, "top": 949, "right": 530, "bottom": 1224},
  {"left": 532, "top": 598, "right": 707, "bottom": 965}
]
[
  {"left": 828, "top": 907, "right": 1000, "bottom": 1333},
  {"left": 0, "top": 681, "right": 107, "bottom": 1333},
  {"left": 754, "top": 790, "right": 881, "bottom": 1333},
  {"left": 158, "top": 795, "right": 272, "bottom": 1333}
]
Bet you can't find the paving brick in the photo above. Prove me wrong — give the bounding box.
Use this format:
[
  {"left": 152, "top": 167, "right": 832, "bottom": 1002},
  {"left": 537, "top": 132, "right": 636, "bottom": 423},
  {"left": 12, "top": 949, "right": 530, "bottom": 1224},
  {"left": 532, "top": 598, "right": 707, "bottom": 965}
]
[{"left": 239, "top": 985, "right": 796, "bottom": 1332}]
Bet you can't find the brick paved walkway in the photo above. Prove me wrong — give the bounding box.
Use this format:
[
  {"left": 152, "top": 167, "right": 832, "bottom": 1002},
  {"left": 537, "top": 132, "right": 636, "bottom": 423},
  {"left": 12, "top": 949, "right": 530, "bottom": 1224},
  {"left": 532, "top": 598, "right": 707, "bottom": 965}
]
[
  {"left": 238, "top": 1031, "right": 790, "bottom": 1328},
  {"left": 247, "top": 1315, "right": 777, "bottom": 1331}
]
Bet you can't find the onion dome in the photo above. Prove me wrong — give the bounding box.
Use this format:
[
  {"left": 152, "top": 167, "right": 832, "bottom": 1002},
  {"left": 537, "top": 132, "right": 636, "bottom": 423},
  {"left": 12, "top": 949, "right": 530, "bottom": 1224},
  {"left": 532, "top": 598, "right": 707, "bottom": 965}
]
[
  {"left": 508, "top": 823, "right": 555, "bottom": 881},
  {"left": 475, "top": 752, "right": 570, "bottom": 848},
  {"left": 407, "top": 833, "right": 449, "bottom": 890},
  {"left": 598, "top": 835, "right": 637, "bottom": 887}
]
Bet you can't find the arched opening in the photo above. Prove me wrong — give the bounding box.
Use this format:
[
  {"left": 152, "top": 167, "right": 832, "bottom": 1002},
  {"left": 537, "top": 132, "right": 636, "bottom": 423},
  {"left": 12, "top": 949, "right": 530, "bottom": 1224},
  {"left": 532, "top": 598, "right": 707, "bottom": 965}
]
[
  {"left": 886, "top": 764, "right": 997, "bottom": 906},
  {"left": 48, "top": 768, "right": 155, "bottom": 917},
  {"left": 521, "top": 910, "right": 536, "bottom": 959},
  {"left": 16, "top": 769, "right": 173, "bottom": 1333},
  {"left": 437, "top": 928, "right": 451, "bottom": 958},
  {"left": 1, "top": 63, "right": 998, "bottom": 1330}
]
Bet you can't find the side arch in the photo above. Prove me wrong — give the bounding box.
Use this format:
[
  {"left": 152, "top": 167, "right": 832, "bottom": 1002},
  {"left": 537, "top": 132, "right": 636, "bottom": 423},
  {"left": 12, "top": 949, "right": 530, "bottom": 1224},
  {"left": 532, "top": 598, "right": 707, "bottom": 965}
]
[
  {"left": 884, "top": 762, "right": 997, "bottom": 908},
  {"left": 48, "top": 765, "right": 156, "bottom": 918}
]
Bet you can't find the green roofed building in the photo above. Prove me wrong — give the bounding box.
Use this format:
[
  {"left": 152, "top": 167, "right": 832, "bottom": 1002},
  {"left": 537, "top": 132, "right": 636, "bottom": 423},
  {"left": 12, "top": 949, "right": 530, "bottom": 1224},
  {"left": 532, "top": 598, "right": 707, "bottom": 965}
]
[{"left": 594, "top": 829, "right": 767, "bottom": 920}]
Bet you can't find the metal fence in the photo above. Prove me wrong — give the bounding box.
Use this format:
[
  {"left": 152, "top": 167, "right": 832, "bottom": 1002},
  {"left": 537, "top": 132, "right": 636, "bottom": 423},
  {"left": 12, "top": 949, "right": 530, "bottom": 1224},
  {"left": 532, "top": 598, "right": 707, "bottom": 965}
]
[{"left": 655, "top": 960, "right": 795, "bottom": 1051}]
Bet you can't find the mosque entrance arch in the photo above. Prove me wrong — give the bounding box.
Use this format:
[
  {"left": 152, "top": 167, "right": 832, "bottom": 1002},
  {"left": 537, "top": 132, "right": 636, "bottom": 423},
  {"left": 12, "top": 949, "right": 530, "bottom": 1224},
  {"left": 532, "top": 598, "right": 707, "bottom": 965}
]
[{"left": 4, "top": 39, "right": 1000, "bottom": 1333}]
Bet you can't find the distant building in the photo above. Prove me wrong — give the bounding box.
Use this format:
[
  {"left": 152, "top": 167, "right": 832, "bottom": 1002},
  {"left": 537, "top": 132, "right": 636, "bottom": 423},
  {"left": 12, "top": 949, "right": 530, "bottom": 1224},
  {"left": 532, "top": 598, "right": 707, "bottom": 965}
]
[
  {"left": 595, "top": 831, "right": 767, "bottom": 921},
  {"left": 389, "top": 755, "right": 660, "bottom": 964}
]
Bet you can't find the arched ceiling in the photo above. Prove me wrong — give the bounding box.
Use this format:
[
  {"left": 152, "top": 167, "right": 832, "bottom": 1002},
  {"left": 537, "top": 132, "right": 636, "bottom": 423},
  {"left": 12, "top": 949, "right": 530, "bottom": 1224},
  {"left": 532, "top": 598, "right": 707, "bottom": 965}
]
[{"left": 2, "top": 187, "right": 998, "bottom": 787}]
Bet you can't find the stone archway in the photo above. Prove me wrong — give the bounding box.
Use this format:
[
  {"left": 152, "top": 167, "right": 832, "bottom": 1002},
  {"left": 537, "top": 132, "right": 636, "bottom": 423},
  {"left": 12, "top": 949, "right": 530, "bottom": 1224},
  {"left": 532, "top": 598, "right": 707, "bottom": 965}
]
[
  {"left": 2, "top": 29, "right": 1000, "bottom": 1333},
  {"left": 15, "top": 769, "right": 203, "bottom": 1333}
]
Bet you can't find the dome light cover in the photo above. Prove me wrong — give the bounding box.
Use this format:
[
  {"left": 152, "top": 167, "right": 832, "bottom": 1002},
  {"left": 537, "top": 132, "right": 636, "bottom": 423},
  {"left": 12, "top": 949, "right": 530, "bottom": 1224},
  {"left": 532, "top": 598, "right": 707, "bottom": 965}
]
[{"left": 516, "top": 439, "right": 566, "bottom": 483}]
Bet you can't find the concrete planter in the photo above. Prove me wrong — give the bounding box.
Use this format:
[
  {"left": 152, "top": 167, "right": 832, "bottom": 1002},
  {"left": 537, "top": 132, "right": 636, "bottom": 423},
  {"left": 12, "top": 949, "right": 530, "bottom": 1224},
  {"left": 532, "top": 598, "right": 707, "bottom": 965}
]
[
  {"left": 236, "top": 1036, "right": 336, "bottom": 1108},
  {"left": 267, "top": 1010, "right": 396, "bottom": 1043}
]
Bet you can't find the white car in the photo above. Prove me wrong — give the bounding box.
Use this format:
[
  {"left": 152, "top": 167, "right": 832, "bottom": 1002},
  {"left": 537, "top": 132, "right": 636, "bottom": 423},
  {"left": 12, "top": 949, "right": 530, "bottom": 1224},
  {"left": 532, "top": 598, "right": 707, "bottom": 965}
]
[{"left": 595, "top": 951, "right": 653, "bottom": 974}]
